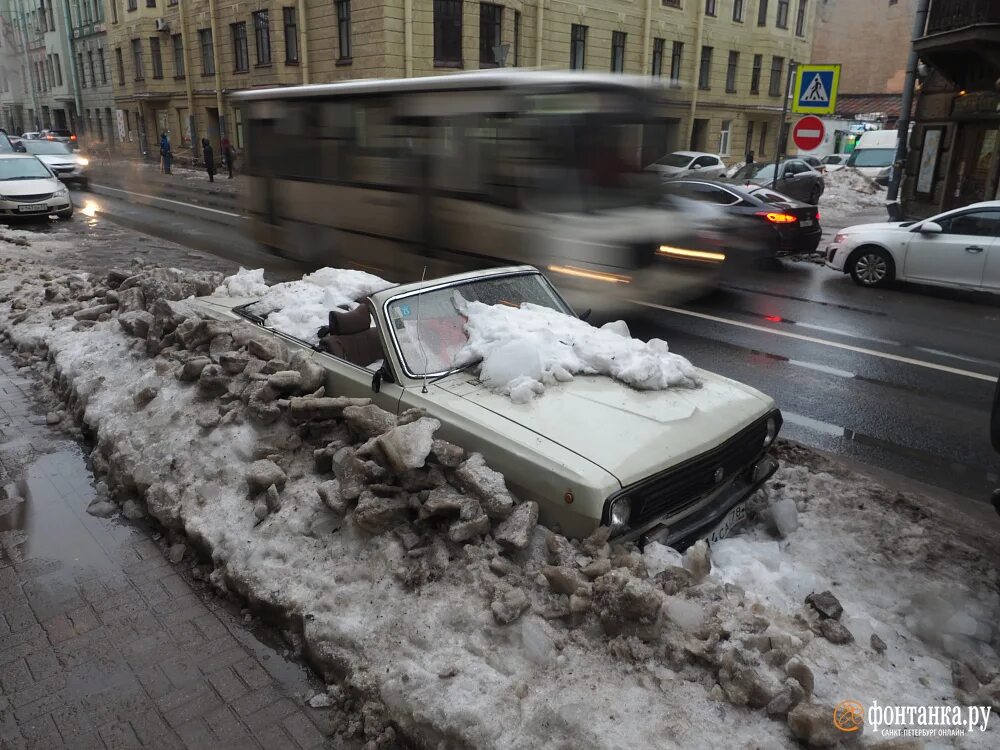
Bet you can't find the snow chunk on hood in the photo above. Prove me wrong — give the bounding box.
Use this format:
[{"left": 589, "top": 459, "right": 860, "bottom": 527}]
[
  {"left": 457, "top": 300, "right": 701, "bottom": 402},
  {"left": 232, "top": 267, "right": 391, "bottom": 343},
  {"left": 213, "top": 267, "right": 269, "bottom": 297}
]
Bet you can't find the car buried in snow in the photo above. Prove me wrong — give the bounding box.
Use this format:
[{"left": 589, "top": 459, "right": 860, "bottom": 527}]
[{"left": 190, "top": 266, "right": 782, "bottom": 546}]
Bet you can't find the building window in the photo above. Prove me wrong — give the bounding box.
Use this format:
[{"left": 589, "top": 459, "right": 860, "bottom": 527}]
[
  {"left": 757, "top": 0, "right": 768, "bottom": 26},
  {"left": 570, "top": 24, "right": 587, "bottom": 70},
  {"left": 513, "top": 10, "right": 521, "bottom": 66},
  {"left": 234, "top": 107, "right": 244, "bottom": 149},
  {"left": 78, "top": 53, "right": 86, "bottom": 87},
  {"left": 662, "top": 0, "right": 680, "bottom": 6},
  {"left": 776, "top": 0, "right": 789, "bottom": 28},
  {"left": 434, "top": 0, "right": 463, "bottom": 66},
  {"left": 758, "top": 121, "right": 769, "bottom": 156},
  {"left": 669, "top": 41, "right": 683, "bottom": 86},
  {"left": 231, "top": 22, "right": 249, "bottom": 72},
  {"left": 46, "top": 0, "right": 54, "bottom": 29},
  {"left": 733, "top": 0, "right": 744, "bottom": 22},
  {"left": 698, "top": 45, "right": 712, "bottom": 90},
  {"left": 768, "top": 56, "right": 784, "bottom": 96},
  {"left": 610, "top": 31, "right": 626, "bottom": 73},
  {"left": 283, "top": 7, "right": 299, "bottom": 63},
  {"left": 795, "top": 0, "right": 807, "bottom": 36},
  {"left": 726, "top": 51, "right": 739, "bottom": 92},
  {"left": 336, "top": 1, "right": 351, "bottom": 60},
  {"left": 88, "top": 50, "right": 97, "bottom": 85},
  {"left": 172, "top": 34, "right": 184, "bottom": 77},
  {"left": 106, "top": 108, "right": 113, "bottom": 141},
  {"left": 479, "top": 3, "right": 502, "bottom": 67},
  {"left": 46, "top": 57, "right": 54, "bottom": 88},
  {"left": 54, "top": 53, "right": 62, "bottom": 86},
  {"left": 98, "top": 48, "right": 107, "bottom": 84},
  {"left": 651, "top": 37, "right": 664, "bottom": 77},
  {"left": 115, "top": 47, "right": 124, "bottom": 85},
  {"left": 719, "top": 120, "right": 731, "bottom": 156},
  {"left": 745, "top": 121, "right": 755, "bottom": 158},
  {"left": 199, "top": 28, "right": 214, "bottom": 75},
  {"left": 705, "top": 0, "right": 716, "bottom": 16},
  {"left": 127, "top": 0, "right": 136, "bottom": 10},
  {"left": 750, "top": 53, "right": 762, "bottom": 93},
  {"left": 131, "top": 38, "right": 143, "bottom": 80},
  {"left": 110, "top": 0, "right": 118, "bottom": 24},
  {"left": 149, "top": 37, "right": 162, "bottom": 78},
  {"left": 146, "top": 0, "right": 155, "bottom": 7},
  {"left": 253, "top": 10, "right": 271, "bottom": 65}
]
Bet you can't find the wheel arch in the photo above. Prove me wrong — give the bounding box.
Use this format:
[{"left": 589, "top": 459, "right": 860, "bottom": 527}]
[{"left": 845, "top": 242, "right": 897, "bottom": 278}]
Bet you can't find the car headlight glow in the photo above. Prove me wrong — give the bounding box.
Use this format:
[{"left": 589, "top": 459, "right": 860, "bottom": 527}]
[
  {"left": 609, "top": 496, "right": 632, "bottom": 532},
  {"left": 763, "top": 415, "right": 778, "bottom": 448},
  {"left": 833, "top": 233, "right": 849, "bottom": 244},
  {"left": 75, "top": 157, "right": 89, "bottom": 166},
  {"left": 54, "top": 187, "right": 69, "bottom": 197}
]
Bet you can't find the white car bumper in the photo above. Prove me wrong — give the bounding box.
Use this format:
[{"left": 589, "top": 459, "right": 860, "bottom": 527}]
[
  {"left": 0, "top": 191, "right": 72, "bottom": 217},
  {"left": 824, "top": 242, "right": 852, "bottom": 272}
]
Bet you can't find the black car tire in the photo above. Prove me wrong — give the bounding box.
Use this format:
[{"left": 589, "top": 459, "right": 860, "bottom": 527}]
[
  {"left": 848, "top": 246, "right": 894, "bottom": 288},
  {"left": 56, "top": 207, "right": 73, "bottom": 221}
]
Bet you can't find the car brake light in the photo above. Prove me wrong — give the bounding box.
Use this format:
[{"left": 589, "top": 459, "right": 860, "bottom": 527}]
[
  {"left": 815, "top": 211, "right": 821, "bottom": 220},
  {"left": 70, "top": 134, "right": 77, "bottom": 140},
  {"left": 756, "top": 211, "right": 797, "bottom": 224}
]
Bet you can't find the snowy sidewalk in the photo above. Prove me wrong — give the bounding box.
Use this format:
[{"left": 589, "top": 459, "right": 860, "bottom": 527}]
[{"left": 0, "top": 350, "right": 337, "bottom": 749}]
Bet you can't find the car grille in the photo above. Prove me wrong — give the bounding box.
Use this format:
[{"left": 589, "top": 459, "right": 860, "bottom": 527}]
[
  {"left": 10, "top": 193, "right": 53, "bottom": 202},
  {"left": 609, "top": 417, "right": 772, "bottom": 527}
]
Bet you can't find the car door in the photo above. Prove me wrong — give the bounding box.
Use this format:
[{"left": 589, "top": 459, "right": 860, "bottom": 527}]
[
  {"left": 778, "top": 161, "right": 811, "bottom": 202},
  {"left": 692, "top": 155, "right": 723, "bottom": 178},
  {"left": 902, "top": 209, "right": 998, "bottom": 288}
]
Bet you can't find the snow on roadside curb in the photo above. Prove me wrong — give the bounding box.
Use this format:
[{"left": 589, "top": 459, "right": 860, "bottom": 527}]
[{"left": 1, "top": 251, "right": 999, "bottom": 748}]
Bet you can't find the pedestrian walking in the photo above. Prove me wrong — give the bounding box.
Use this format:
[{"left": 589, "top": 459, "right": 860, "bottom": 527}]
[
  {"left": 221, "top": 136, "right": 235, "bottom": 179},
  {"left": 202, "top": 138, "right": 216, "bottom": 183},
  {"left": 159, "top": 133, "right": 172, "bottom": 174},
  {"left": 745, "top": 150, "right": 755, "bottom": 167}
]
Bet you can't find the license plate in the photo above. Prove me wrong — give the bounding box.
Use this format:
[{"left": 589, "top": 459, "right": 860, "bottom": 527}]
[
  {"left": 703, "top": 501, "right": 748, "bottom": 545},
  {"left": 800, "top": 219, "right": 814, "bottom": 227},
  {"left": 17, "top": 203, "right": 48, "bottom": 213}
]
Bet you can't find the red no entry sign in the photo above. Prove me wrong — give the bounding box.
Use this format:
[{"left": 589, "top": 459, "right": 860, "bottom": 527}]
[{"left": 792, "top": 116, "right": 825, "bottom": 152}]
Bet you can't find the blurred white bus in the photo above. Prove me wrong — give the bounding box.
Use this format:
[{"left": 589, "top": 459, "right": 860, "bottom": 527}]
[{"left": 233, "top": 71, "right": 750, "bottom": 311}]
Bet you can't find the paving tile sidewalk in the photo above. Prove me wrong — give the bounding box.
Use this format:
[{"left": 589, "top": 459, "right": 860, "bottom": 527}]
[{"left": 0, "top": 351, "right": 338, "bottom": 750}]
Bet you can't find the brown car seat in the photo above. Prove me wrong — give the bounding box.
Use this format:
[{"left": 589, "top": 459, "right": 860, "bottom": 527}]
[{"left": 317, "top": 304, "right": 383, "bottom": 368}]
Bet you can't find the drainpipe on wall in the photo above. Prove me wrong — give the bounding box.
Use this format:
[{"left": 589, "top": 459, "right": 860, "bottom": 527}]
[
  {"left": 886, "top": 0, "right": 931, "bottom": 219},
  {"left": 58, "top": 0, "right": 82, "bottom": 135},
  {"left": 297, "top": 0, "right": 310, "bottom": 83},
  {"left": 535, "top": 0, "right": 545, "bottom": 67},
  {"left": 684, "top": 1, "right": 706, "bottom": 148},
  {"left": 641, "top": 0, "right": 653, "bottom": 75},
  {"left": 178, "top": 0, "right": 198, "bottom": 161},
  {"left": 404, "top": 0, "right": 413, "bottom": 77},
  {"left": 207, "top": 0, "right": 225, "bottom": 143}
]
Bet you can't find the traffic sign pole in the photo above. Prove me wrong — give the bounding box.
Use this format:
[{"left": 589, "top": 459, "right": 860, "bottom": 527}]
[{"left": 773, "top": 60, "right": 797, "bottom": 191}]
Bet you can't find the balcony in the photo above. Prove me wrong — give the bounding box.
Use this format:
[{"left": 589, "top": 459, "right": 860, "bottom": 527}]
[
  {"left": 926, "top": 0, "right": 1000, "bottom": 35},
  {"left": 915, "top": 0, "right": 1000, "bottom": 84}
]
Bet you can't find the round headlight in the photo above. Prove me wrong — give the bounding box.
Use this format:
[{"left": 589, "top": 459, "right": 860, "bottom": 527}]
[
  {"left": 76, "top": 157, "right": 89, "bottom": 166},
  {"left": 763, "top": 415, "right": 778, "bottom": 447},
  {"left": 609, "top": 496, "right": 631, "bottom": 531}
]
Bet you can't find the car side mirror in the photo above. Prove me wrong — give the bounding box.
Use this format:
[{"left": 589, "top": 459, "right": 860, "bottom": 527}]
[
  {"left": 991, "top": 378, "right": 1000, "bottom": 453},
  {"left": 918, "top": 221, "right": 942, "bottom": 234},
  {"left": 691, "top": 164, "right": 701, "bottom": 170},
  {"left": 371, "top": 363, "right": 394, "bottom": 394}
]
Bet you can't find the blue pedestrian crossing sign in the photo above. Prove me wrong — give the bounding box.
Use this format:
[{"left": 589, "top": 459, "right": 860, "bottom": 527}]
[{"left": 792, "top": 64, "right": 841, "bottom": 115}]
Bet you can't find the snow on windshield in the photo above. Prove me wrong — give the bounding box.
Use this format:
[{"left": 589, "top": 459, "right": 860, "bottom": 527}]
[
  {"left": 214, "top": 267, "right": 391, "bottom": 343},
  {"left": 457, "top": 299, "right": 702, "bottom": 404}
]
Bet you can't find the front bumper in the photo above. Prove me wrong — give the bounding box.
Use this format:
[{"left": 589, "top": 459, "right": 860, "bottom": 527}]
[
  {"left": 824, "top": 243, "right": 848, "bottom": 271},
  {"left": 0, "top": 196, "right": 72, "bottom": 216}
]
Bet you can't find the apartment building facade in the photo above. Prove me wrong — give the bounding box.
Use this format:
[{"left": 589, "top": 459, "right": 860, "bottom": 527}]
[{"left": 105, "top": 0, "right": 817, "bottom": 162}]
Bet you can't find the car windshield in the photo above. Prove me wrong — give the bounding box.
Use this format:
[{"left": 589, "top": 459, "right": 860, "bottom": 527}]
[
  {"left": 387, "top": 273, "right": 571, "bottom": 377},
  {"left": 847, "top": 148, "right": 895, "bottom": 168},
  {"left": 24, "top": 141, "right": 73, "bottom": 155},
  {"left": 822, "top": 155, "right": 842, "bottom": 164},
  {"left": 0, "top": 158, "right": 52, "bottom": 180},
  {"left": 735, "top": 162, "right": 777, "bottom": 181},
  {"left": 654, "top": 153, "right": 694, "bottom": 168},
  {"left": 750, "top": 187, "right": 795, "bottom": 204}
]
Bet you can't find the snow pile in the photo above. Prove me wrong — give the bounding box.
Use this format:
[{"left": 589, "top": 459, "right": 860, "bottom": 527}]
[
  {"left": 820, "top": 167, "right": 885, "bottom": 217},
  {"left": 232, "top": 267, "right": 391, "bottom": 343},
  {"left": 458, "top": 300, "right": 702, "bottom": 403},
  {"left": 212, "top": 267, "right": 268, "bottom": 297}
]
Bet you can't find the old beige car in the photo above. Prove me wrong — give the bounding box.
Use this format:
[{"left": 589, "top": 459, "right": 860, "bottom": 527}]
[{"left": 192, "top": 266, "right": 781, "bottom": 545}]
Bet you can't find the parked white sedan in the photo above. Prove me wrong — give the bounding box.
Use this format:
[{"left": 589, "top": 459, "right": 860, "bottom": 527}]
[
  {"left": 192, "top": 266, "right": 782, "bottom": 545},
  {"left": 647, "top": 151, "right": 728, "bottom": 180},
  {"left": 825, "top": 200, "right": 1000, "bottom": 291},
  {"left": 0, "top": 154, "right": 73, "bottom": 220}
]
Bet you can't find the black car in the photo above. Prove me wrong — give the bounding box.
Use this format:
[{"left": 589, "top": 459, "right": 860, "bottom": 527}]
[
  {"left": 662, "top": 178, "right": 823, "bottom": 255},
  {"left": 727, "top": 159, "right": 825, "bottom": 204}
]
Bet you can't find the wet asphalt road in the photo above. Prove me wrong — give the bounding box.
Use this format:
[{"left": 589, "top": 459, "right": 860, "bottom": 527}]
[{"left": 48, "top": 184, "right": 1000, "bottom": 505}]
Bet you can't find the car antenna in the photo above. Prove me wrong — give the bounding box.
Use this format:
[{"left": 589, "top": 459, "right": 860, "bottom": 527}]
[{"left": 417, "top": 266, "right": 431, "bottom": 394}]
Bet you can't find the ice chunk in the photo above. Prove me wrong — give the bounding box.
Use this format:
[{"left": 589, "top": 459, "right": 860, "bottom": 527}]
[
  {"left": 520, "top": 617, "right": 556, "bottom": 666},
  {"left": 769, "top": 498, "right": 799, "bottom": 538},
  {"left": 643, "top": 542, "right": 684, "bottom": 577},
  {"left": 213, "top": 268, "right": 269, "bottom": 297}
]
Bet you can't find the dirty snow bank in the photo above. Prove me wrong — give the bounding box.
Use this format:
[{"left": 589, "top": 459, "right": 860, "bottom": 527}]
[
  {"left": 459, "top": 301, "right": 702, "bottom": 403},
  {"left": 3, "top": 254, "right": 999, "bottom": 748},
  {"left": 820, "top": 168, "right": 885, "bottom": 217},
  {"left": 216, "top": 267, "right": 392, "bottom": 343}
]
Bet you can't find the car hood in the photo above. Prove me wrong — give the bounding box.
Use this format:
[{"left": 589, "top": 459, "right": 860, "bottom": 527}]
[
  {"left": 0, "top": 177, "right": 62, "bottom": 196},
  {"left": 649, "top": 164, "right": 687, "bottom": 175},
  {"left": 840, "top": 221, "right": 909, "bottom": 234},
  {"left": 437, "top": 371, "right": 773, "bottom": 487},
  {"left": 35, "top": 154, "right": 75, "bottom": 167}
]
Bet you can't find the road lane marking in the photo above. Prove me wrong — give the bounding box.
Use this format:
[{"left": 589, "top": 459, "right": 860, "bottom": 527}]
[
  {"left": 89, "top": 184, "right": 246, "bottom": 218},
  {"left": 630, "top": 300, "right": 999, "bottom": 383}
]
